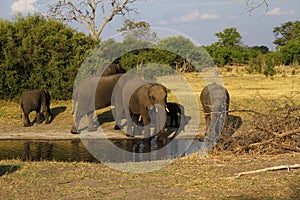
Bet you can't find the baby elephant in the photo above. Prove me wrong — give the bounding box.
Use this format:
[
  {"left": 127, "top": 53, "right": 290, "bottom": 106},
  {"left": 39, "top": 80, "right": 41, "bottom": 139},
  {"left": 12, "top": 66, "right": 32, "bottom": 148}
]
[
  {"left": 166, "top": 102, "right": 187, "bottom": 128},
  {"left": 20, "top": 89, "right": 53, "bottom": 127}
]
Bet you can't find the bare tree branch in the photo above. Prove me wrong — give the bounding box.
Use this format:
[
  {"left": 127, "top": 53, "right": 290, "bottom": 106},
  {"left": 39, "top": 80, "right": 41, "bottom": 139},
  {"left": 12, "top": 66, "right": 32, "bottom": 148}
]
[
  {"left": 244, "top": 0, "right": 269, "bottom": 15},
  {"left": 48, "top": 0, "right": 140, "bottom": 42}
]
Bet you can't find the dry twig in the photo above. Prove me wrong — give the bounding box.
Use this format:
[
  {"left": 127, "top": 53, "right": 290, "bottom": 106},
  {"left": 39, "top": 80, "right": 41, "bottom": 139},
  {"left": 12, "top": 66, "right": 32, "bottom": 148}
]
[{"left": 233, "top": 164, "right": 300, "bottom": 178}]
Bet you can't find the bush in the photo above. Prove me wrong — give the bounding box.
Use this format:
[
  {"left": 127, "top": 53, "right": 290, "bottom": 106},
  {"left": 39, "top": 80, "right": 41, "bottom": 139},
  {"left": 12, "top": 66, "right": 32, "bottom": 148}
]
[{"left": 0, "top": 14, "right": 95, "bottom": 100}]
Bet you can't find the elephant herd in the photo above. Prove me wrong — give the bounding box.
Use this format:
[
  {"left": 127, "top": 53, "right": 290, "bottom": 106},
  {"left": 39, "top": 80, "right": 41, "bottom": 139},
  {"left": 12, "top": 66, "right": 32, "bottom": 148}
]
[{"left": 20, "top": 63, "right": 239, "bottom": 143}]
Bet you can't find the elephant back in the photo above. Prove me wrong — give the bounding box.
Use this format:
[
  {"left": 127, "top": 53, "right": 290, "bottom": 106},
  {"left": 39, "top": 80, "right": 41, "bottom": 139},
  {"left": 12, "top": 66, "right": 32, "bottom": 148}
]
[{"left": 200, "top": 82, "right": 230, "bottom": 111}]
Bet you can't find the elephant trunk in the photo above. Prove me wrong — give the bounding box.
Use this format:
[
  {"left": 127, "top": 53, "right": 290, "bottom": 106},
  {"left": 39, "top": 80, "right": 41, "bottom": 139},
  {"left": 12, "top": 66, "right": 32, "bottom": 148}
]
[
  {"left": 154, "top": 104, "right": 167, "bottom": 142},
  {"left": 207, "top": 107, "right": 227, "bottom": 143}
]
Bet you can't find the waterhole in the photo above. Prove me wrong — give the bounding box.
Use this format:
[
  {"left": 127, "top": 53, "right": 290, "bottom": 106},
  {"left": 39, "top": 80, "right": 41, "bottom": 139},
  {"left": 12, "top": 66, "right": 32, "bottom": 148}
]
[{"left": 0, "top": 138, "right": 201, "bottom": 163}]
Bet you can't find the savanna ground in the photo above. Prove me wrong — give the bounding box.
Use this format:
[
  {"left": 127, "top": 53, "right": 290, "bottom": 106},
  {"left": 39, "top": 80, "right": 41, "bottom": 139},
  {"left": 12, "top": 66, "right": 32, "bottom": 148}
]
[{"left": 0, "top": 65, "right": 300, "bottom": 199}]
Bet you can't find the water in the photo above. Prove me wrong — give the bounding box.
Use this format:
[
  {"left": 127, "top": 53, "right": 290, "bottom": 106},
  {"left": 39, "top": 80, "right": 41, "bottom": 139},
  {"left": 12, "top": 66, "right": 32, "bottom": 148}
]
[{"left": 0, "top": 138, "right": 201, "bottom": 163}]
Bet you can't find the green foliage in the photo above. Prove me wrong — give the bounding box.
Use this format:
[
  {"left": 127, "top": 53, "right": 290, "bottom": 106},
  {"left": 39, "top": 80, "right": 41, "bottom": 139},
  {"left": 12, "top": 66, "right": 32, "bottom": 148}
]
[
  {"left": 279, "top": 40, "right": 300, "bottom": 65},
  {"left": 273, "top": 21, "right": 300, "bottom": 47},
  {"left": 273, "top": 21, "right": 300, "bottom": 66},
  {"left": 1, "top": 15, "right": 300, "bottom": 102},
  {"left": 215, "top": 27, "right": 242, "bottom": 47},
  {"left": 0, "top": 14, "right": 95, "bottom": 100}
]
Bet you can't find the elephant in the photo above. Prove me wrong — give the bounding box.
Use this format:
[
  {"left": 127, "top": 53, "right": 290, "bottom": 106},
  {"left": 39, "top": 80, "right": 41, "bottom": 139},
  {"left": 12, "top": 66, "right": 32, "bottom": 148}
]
[
  {"left": 112, "top": 74, "right": 168, "bottom": 142},
  {"left": 20, "top": 89, "right": 52, "bottom": 127},
  {"left": 97, "top": 63, "right": 126, "bottom": 76},
  {"left": 166, "top": 102, "right": 186, "bottom": 128},
  {"left": 200, "top": 82, "right": 230, "bottom": 140},
  {"left": 70, "top": 74, "right": 123, "bottom": 134}
]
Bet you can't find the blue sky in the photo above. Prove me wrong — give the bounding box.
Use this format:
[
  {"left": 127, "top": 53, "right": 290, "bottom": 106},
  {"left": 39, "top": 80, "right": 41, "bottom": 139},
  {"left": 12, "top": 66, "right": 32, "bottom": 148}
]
[{"left": 1, "top": 0, "right": 299, "bottom": 50}]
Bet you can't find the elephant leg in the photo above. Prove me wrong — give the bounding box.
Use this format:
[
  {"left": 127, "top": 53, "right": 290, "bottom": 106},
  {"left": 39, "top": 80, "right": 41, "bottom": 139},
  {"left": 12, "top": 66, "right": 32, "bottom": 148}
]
[
  {"left": 132, "top": 114, "right": 142, "bottom": 136},
  {"left": 140, "top": 111, "right": 151, "bottom": 139},
  {"left": 169, "top": 113, "right": 174, "bottom": 127},
  {"left": 204, "top": 113, "right": 211, "bottom": 136},
  {"left": 87, "top": 111, "right": 97, "bottom": 132},
  {"left": 114, "top": 107, "right": 124, "bottom": 130},
  {"left": 125, "top": 111, "right": 135, "bottom": 137},
  {"left": 43, "top": 110, "right": 50, "bottom": 124},
  {"left": 70, "top": 112, "right": 82, "bottom": 134},
  {"left": 23, "top": 113, "right": 31, "bottom": 127},
  {"left": 174, "top": 113, "right": 179, "bottom": 128},
  {"left": 36, "top": 110, "right": 42, "bottom": 124}
]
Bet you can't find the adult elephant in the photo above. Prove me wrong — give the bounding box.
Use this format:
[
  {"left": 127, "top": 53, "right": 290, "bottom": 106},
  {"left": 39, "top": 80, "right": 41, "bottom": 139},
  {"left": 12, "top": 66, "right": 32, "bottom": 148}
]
[
  {"left": 200, "top": 82, "right": 230, "bottom": 140},
  {"left": 70, "top": 74, "right": 123, "bottom": 134},
  {"left": 20, "top": 89, "right": 52, "bottom": 127},
  {"left": 113, "top": 74, "right": 168, "bottom": 142}
]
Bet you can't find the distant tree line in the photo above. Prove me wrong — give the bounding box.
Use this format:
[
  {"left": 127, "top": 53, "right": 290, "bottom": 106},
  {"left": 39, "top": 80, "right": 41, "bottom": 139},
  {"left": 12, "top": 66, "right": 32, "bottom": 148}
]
[
  {"left": 205, "top": 22, "right": 300, "bottom": 76},
  {"left": 0, "top": 14, "right": 299, "bottom": 100}
]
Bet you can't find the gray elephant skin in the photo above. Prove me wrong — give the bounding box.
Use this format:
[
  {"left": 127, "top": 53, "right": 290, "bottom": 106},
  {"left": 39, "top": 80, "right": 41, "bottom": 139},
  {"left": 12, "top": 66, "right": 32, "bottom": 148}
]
[
  {"left": 71, "top": 74, "right": 123, "bottom": 134},
  {"left": 200, "top": 83, "right": 230, "bottom": 140},
  {"left": 20, "top": 89, "right": 52, "bottom": 127},
  {"left": 113, "top": 74, "right": 168, "bottom": 142}
]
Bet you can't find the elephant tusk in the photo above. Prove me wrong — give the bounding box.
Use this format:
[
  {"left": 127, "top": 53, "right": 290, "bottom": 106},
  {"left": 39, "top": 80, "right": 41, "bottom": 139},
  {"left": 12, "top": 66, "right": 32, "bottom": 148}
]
[
  {"left": 166, "top": 107, "right": 169, "bottom": 112},
  {"left": 156, "top": 108, "right": 158, "bottom": 112}
]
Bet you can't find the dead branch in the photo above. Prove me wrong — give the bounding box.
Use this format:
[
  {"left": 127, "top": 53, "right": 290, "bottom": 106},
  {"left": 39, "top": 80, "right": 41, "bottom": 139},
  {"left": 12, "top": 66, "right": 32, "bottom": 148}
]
[
  {"left": 247, "top": 128, "right": 300, "bottom": 149},
  {"left": 228, "top": 109, "right": 261, "bottom": 115},
  {"left": 48, "top": 0, "right": 138, "bottom": 42},
  {"left": 234, "top": 164, "right": 300, "bottom": 178},
  {"left": 271, "top": 143, "right": 300, "bottom": 153},
  {"left": 274, "top": 128, "right": 300, "bottom": 138}
]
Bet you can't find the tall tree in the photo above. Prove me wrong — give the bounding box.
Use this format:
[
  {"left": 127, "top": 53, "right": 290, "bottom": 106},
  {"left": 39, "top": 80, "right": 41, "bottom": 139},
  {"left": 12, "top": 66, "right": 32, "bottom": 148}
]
[
  {"left": 48, "top": 0, "right": 143, "bottom": 42},
  {"left": 215, "top": 27, "right": 242, "bottom": 48}
]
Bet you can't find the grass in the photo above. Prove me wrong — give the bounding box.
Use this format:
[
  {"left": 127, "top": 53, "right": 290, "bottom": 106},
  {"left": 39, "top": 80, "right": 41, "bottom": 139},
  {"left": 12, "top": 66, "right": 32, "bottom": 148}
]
[
  {"left": 0, "top": 66, "right": 300, "bottom": 199},
  {"left": 0, "top": 153, "right": 299, "bottom": 199}
]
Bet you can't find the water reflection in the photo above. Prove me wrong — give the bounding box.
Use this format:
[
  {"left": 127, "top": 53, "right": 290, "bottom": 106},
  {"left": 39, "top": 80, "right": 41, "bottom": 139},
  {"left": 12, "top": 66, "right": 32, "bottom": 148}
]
[{"left": 0, "top": 139, "right": 201, "bottom": 163}]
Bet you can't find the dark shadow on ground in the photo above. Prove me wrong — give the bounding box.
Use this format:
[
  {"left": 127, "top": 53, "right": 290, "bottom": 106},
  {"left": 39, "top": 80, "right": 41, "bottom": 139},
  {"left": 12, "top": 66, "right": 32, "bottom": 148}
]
[
  {"left": 51, "top": 106, "right": 67, "bottom": 119},
  {"left": 31, "top": 106, "right": 66, "bottom": 125},
  {"left": 96, "top": 109, "right": 115, "bottom": 126},
  {"left": 0, "top": 165, "right": 20, "bottom": 177}
]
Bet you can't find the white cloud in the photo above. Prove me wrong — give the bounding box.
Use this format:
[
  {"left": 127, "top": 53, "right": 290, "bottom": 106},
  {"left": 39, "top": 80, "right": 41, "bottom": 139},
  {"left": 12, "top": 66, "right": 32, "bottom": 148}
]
[
  {"left": 266, "top": 7, "right": 295, "bottom": 16},
  {"left": 200, "top": 0, "right": 237, "bottom": 7},
  {"left": 159, "top": 9, "right": 219, "bottom": 25},
  {"left": 11, "top": 0, "right": 38, "bottom": 14}
]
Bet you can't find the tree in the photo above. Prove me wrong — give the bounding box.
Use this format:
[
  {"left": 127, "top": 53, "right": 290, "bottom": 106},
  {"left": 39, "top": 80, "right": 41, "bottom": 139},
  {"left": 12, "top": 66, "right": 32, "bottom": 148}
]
[
  {"left": 48, "top": 0, "right": 143, "bottom": 42},
  {"left": 0, "top": 14, "right": 95, "bottom": 100},
  {"left": 251, "top": 45, "right": 269, "bottom": 54},
  {"left": 118, "top": 19, "right": 158, "bottom": 44},
  {"left": 273, "top": 21, "right": 300, "bottom": 47},
  {"left": 215, "top": 27, "right": 242, "bottom": 48}
]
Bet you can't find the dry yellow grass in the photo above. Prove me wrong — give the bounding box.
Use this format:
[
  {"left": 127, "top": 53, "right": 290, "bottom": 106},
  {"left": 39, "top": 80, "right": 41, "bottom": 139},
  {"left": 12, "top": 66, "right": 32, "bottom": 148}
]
[{"left": 0, "top": 67, "right": 300, "bottom": 199}]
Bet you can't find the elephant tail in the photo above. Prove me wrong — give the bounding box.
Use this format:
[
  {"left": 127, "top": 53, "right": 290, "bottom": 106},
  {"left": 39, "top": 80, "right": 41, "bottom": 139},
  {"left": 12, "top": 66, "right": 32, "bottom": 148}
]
[{"left": 19, "top": 100, "right": 23, "bottom": 119}]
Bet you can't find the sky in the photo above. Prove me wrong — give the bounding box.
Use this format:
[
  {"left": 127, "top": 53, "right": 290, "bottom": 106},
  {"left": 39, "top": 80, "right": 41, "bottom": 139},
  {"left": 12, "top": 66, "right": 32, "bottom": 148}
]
[{"left": 1, "top": 0, "right": 299, "bottom": 51}]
